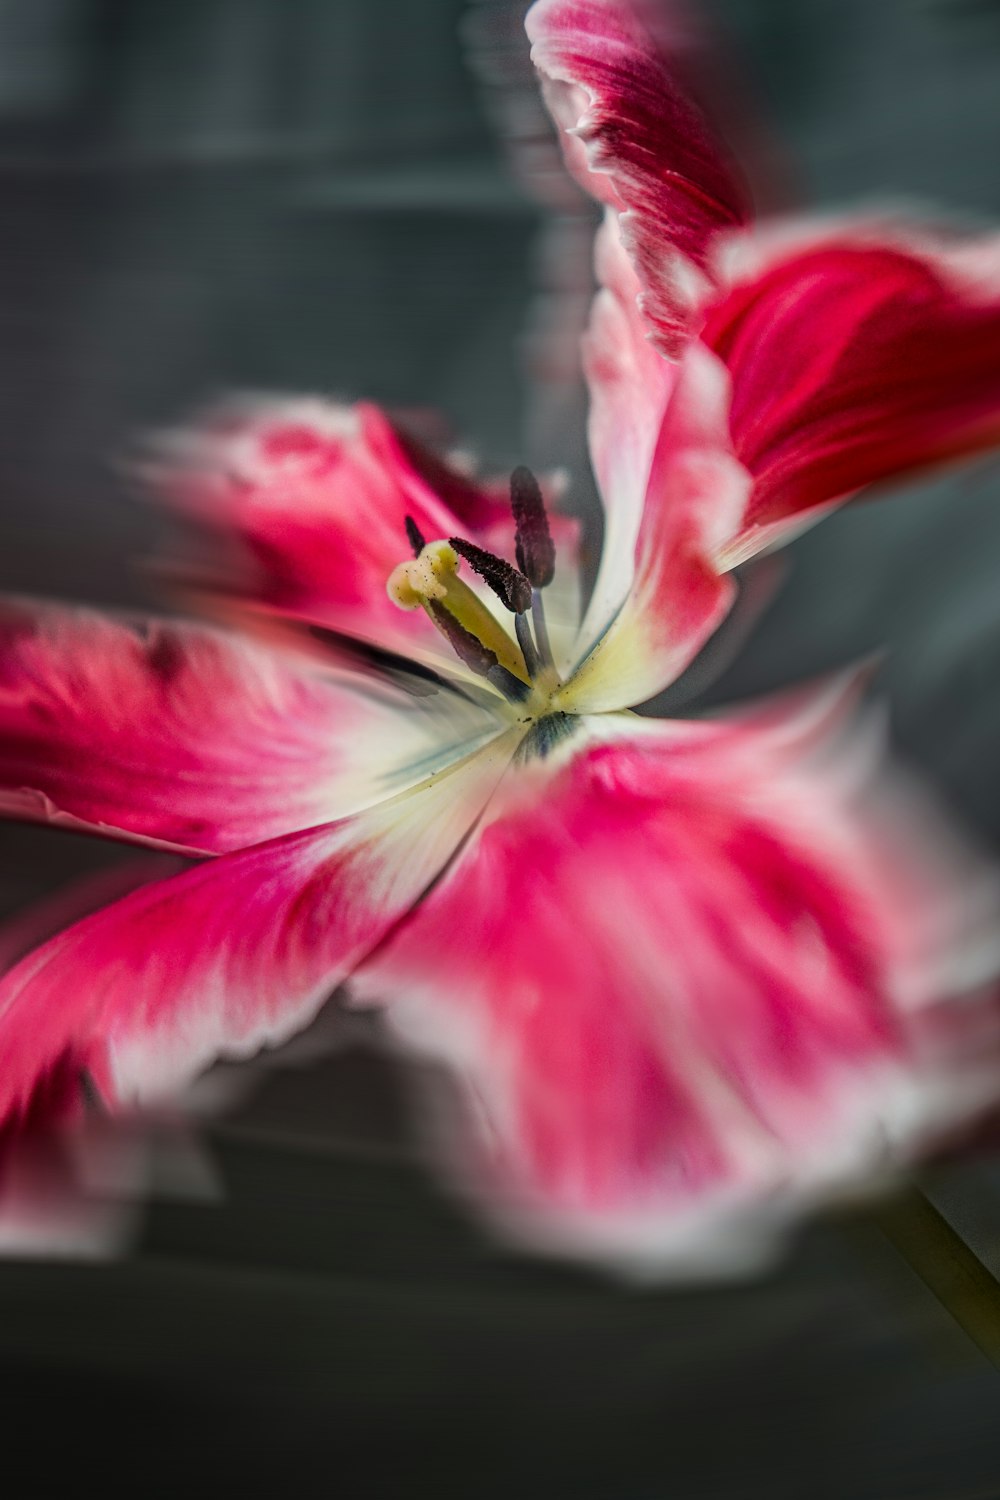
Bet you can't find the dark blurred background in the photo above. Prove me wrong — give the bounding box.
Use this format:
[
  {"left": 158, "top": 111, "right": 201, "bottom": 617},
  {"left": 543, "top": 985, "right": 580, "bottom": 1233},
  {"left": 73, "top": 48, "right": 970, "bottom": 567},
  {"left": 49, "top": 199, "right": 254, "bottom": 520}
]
[{"left": 3, "top": 1, "right": 1000, "bottom": 1495}]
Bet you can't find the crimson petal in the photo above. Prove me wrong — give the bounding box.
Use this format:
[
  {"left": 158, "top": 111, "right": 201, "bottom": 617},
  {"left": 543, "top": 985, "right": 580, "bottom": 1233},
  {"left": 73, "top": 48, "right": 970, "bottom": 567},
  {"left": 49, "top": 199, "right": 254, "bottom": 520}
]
[
  {"left": 0, "top": 732, "right": 519, "bottom": 1154},
  {"left": 0, "top": 599, "right": 482, "bottom": 854},
  {"left": 527, "top": 0, "right": 752, "bottom": 355},
  {"left": 704, "top": 223, "right": 1000, "bottom": 564},
  {"left": 359, "top": 691, "right": 1000, "bottom": 1274},
  {"left": 152, "top": 398, "right": 522, "bottom": 671}
]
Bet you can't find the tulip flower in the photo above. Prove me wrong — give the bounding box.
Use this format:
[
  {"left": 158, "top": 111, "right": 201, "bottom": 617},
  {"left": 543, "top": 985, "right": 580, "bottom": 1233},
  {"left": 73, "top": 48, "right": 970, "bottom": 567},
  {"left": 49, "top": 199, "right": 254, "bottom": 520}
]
[{"left": 2, "top": 0, "right": 1000, "bottom": 1272}]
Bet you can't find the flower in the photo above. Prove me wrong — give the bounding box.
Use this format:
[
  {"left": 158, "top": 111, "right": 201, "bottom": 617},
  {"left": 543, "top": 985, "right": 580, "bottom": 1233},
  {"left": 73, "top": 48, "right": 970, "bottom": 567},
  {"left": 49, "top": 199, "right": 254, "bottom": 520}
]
[{"left": 2, "top": 0, "right": 1000, "bottom": 1272}]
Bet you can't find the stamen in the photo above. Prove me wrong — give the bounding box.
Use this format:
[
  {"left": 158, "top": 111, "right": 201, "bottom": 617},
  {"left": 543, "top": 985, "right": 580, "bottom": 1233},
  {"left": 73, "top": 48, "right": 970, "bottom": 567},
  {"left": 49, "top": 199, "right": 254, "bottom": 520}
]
[
  {"left": 387, "top": 538, "right": 530, "bottom": 683},
  {"left": 514, "top": 611, "right": 542, "bottom": 679},
  {"left": 449, "top": 536, "right": 531, "bottom": 615},
  {"left": 404, "top": 515, "right": 426, "bottom": 557},
  {"left": 488, "top": 665, "right": 533, "bottom": 703},
  {"left": 531, "top": 589, "right": 556, "bottom": 674},
  {"left": 426, "top": 600, "right": 500, "bottom": 677},
  {"left": 510, "top": 465, "right": 555, "bottom": 590},
  {"left": 387, "top": 539, "right": 459, "bottom": 610},
  {"left": 427, "top": 603, "right": 530, "bottom": 703}
]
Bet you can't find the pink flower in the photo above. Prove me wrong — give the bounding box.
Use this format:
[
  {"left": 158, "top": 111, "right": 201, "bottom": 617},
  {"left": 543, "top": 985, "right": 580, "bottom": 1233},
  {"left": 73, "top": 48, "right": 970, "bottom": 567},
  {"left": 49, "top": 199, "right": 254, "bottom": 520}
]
[{"left": 3, "top": 0, "right": 1000, "bottom": 1271}]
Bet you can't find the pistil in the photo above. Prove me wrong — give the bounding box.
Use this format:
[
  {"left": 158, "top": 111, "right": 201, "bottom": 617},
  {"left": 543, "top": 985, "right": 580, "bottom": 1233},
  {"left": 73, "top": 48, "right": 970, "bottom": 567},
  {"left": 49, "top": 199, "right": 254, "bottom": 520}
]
[
  {"left": 387, "top": 539, "right": 530, "bottom": 684},
  {"left": 386, "top": 467, "right": 563, "bottom": 710}
]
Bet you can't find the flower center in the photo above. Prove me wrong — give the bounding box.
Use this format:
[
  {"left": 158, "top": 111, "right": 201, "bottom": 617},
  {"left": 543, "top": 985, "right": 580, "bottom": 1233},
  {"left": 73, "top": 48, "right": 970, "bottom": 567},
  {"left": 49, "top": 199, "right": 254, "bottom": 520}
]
[{"left": 386, "top": 466, "right": 562, "bottom": 717}]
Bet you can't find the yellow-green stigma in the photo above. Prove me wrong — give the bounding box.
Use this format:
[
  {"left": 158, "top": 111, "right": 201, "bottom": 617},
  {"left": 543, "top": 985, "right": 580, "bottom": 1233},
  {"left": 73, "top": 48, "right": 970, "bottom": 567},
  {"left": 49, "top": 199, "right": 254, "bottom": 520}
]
[
  {"left": 387, "top": 539, "right": 530, "bottom": 686},
  {"left": 386, "top": 468, "right": 564, "bottom": 713}
]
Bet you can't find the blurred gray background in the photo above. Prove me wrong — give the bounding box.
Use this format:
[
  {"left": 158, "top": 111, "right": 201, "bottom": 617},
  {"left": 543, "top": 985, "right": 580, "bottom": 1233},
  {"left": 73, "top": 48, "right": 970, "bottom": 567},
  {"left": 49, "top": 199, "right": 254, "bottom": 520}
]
[{"left": 3, "top": 1, "right": 1000, "bottom": 1495}]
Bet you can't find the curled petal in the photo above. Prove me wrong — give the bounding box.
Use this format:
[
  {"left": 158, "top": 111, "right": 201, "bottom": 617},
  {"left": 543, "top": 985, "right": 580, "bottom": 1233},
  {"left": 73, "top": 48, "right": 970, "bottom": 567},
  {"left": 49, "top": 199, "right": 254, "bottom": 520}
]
[
  {"left": 575, "top": 216, "right": 678, "bottom": 654},
  {"left": 151, "top": 398, "right": 516, "bottom": 665},
  {"left": 526, "top": 0, "right": 752, "bottom": 355},
  {"left": 566, "top": 342, "right": 745, "bottom": 710},
  {"left": 580, "top": 217, "right": 1000, "bottom": 677},
  {"left": 704, "top": 220, "right": 1000, "bottom": 566},
  {"left": 0, "top": 599, "right": 497, "bottom": 854},
  {"left": 357, "top": 692, "right": 1000, "bottom": 1276},
  {"left": 152, "top": 397, "right": 581, "bottom": 683},
  {"left": 0, "top": 730, "right": 520, "bottom": 1201}
]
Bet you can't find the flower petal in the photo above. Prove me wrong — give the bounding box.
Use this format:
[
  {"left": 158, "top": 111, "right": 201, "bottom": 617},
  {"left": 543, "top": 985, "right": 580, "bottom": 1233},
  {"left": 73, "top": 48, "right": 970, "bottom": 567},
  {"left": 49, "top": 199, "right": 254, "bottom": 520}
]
[
  {"left": 574, "top": 217, "right": 1000, "bottom": 700},
  {"left": 574, "top": 216, "right": 678, "bottom": 652},
  {"left": 0, "top": 599, "right": 500, "bottom": 854},
  {"left": 526, "top": 0, "right": 752, "bottom": 355},
  {"left": 704, "top": 220, "right": 1000, "bottom": 566},
  {"left": 0, "top": 731, "right": 520, "bottom": 1156},
  {"left": 0, "top": 856, "right": 183, "bottom": 1257},
  {"left": 357, "top": 694, "right": 1000, "bottom": 1275},
  {"left": 152, "top": 398, "right": 519, "bottom": 664},
  {"left": 565, "top": 340, "right": 746, "bottom": 710}
]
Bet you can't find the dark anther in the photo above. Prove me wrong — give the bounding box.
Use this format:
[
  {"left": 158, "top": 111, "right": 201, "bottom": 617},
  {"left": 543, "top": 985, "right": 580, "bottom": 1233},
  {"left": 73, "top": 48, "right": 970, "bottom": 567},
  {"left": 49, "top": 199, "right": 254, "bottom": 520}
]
[
  {"left": 510, "top": 465, "right": 555, "bottom": 589},
  {"left": 427, "top": 600, "right": 500, "bottom": 678},
  {"left": 426, "top": 602, "right": 530, "bottom": 703},
  {"left": 404, "top": 515, "right": 426, "bottom": 557},
  {"left": 449, "top": 536, "right": 531, "bottom": 614}
]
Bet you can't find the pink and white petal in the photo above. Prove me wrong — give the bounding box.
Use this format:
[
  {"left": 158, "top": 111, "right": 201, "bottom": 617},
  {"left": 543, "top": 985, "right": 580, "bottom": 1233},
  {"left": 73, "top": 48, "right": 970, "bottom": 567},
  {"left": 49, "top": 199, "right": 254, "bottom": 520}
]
[
  {"left": 0, "top": 599, "right": 499, "bottom": 855},
  {"left": 151, "top": 397, "right": 517, "bottom": 666},
  {"left": 0, "top": 728, "right": 521, "bottom": 1169},
  {"left": 526, "top": 0, "right": 752, "bottom": 355},
  {"left": 357, "top": 698, "right": 1000, "bottom": 1276},
  {"left": 565, "top": 343, "right": 747, "bottom": 710},
  {"left": 575, "top": 215, "right": 679, "bottom": 655},
  {"left": 702, "top": 218, "right": 1000, "bottom": 566},
  {"left": 0, "top": 855, "right": 187, "bottom": 1257}
]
